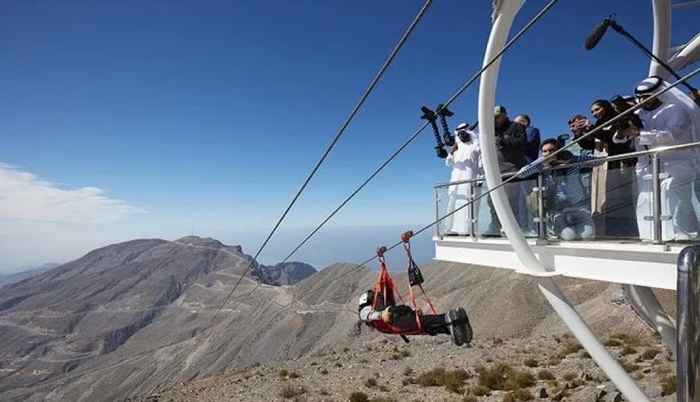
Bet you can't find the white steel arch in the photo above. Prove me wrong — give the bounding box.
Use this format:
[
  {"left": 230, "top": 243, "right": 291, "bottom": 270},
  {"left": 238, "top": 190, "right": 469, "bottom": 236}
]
[{"left": 477, "top": 1, "right": 651, "bottom": 400}]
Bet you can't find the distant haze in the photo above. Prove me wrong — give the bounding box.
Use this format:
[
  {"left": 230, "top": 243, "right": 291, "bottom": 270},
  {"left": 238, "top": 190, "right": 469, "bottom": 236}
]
[{"left": 2, "top": 225, "right": 433, "bottom": 274}]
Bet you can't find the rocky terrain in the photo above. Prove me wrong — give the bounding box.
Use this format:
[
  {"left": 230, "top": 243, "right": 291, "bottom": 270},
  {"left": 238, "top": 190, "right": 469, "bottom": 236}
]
[
  {"left": 0, "top": 236, "right": 677, "bottom": 401},
  {"left": 0, "top": 236, "right": 318, "bottom": 401},
  {"left": 132, "top": 330, "right": 675, "bottom": 402}
]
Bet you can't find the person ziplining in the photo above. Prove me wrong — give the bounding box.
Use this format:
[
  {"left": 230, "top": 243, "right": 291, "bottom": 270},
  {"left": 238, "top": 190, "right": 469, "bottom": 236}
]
[{"left": 357, "top": 231, "right": 473, "bottom": 346}]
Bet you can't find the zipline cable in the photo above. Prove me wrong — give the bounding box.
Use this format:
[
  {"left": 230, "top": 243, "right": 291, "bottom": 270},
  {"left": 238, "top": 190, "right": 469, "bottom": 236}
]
[
  {"left": 202, "top": 64, "right": 700, "bottom": 321},
  {"left": 228, "top": 0, "right": 561, "bottom": 313},
  {"left": 354, "top": 66, "right": 700, "bottom": 269},
  {"left": 210, "top": 0, "right": 434, "bottom": 319},
  {"left": 278, "top": 0, "right": 560, "bottom": 265}
]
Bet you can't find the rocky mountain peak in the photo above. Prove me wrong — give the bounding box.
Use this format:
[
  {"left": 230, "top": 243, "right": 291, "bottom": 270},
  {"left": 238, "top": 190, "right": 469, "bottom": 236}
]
[{"left": 176, "top": 236, "right": 243, "bottom": 254}]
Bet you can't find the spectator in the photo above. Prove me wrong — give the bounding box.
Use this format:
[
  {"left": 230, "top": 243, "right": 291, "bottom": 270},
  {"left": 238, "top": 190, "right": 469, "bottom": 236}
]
[
  {"left": 514, "top": 114, "right": 541, "bottom": 163},
  {"left": 535, "top": 139, "right": 595, "bottom": 241},
  {"left": 445, "top": 123, "right": 481, "bottom": 236},
  {"left": 578, "top": 99, "right": 639, "bottom": 238},
  {"left": 513, "top": 114, "right": 540, "bottom": 235},
  {"left": 566, "top": 114, "right": 594, "bottom": 158},
  {"left": 618, "top": 77, "right": 699, "bottom": 241},
  {"left": 485, "top": 105, "right": 527, "bottom": 236}
]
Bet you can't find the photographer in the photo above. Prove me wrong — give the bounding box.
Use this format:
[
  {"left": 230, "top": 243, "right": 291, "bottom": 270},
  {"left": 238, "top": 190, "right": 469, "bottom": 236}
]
[{"left": 485, "top": 106, "right": 527, "bottom": 236}]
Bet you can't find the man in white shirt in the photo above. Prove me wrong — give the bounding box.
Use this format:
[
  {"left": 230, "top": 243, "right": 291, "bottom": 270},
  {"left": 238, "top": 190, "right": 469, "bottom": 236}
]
[
  {"left": 445, "top": 123, "right": 482, "bottom": 236},
  {"left": 618, "top": 76, "right": 699, "bottom": 240}
]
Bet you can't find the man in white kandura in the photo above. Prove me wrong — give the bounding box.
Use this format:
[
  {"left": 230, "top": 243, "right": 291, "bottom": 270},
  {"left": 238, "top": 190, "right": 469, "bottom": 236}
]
[
  {"left": 445, "top": 123, "right": 481, "bottom": 236},
  {"left": 617, "top": 76, "right": 700, "bottom": 241}
]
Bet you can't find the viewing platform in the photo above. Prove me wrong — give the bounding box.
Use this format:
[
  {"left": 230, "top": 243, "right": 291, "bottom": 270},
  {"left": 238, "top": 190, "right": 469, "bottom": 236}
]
[{"left": 433, "top": 142, "right": 700, "bottom": 291}]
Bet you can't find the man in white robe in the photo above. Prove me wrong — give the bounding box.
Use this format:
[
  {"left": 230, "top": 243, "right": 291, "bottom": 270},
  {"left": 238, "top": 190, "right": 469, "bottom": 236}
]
[
  {"left": 445, "top": 123, "right": 481, "bottom": 236},
  {"left": 619, "top": 77, "right": 699, "bottom": 241}
]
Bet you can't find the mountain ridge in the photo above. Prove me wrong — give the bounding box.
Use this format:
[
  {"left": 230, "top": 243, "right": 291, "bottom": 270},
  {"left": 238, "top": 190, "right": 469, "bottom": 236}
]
[{"left": 0, "top": 237, "right": 671, "bottom": 401}]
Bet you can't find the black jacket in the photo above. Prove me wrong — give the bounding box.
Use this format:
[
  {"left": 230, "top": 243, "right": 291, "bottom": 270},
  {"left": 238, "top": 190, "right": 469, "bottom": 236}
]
[
  {"left": 495, "top": 120, "right": 527, "bottom": 172},
  {"left": 578, "top": 123, "right": 637, "bottom": 169}
]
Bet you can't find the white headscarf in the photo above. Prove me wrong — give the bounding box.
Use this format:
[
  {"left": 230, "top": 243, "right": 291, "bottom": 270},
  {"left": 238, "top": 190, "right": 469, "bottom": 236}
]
[{"left": 636, "top": 77, "right": 700, "bottom": 140}]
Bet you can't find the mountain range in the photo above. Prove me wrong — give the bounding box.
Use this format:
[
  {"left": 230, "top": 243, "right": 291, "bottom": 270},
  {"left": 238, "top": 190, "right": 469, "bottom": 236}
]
[{"left": 0, "top": 236, "right": 669, "bottom": 401}]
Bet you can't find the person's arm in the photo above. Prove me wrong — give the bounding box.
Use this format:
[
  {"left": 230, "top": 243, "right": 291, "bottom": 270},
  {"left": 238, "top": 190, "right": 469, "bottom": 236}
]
[
  {"left": 501, "top": 124, "right": 526, "bottom": 148},
  {"left": 575, "top": 130, "right": 596, "bottom": 150},
  {"left": 445, "top": 151, "right": 455, "bottom": 167},
  {"left": 638, "top": 107, "right": 691, "bottom": 147},
  {"left": 359, "top": 305, "right": 382, "bottom": 322},
  {"left": 516, "top": 157, "right": 544, "bottom": 179}
]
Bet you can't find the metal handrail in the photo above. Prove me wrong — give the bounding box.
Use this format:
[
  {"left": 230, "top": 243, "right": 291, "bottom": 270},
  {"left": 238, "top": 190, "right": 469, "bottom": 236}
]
[{"left": 434, "top": 140, "right": 700, "bottom": 189}]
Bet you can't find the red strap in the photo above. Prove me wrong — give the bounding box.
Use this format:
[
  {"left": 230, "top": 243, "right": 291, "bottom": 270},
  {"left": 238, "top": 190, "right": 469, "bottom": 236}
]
[
  {"left": 372, "top": 253, "right": 403, "bottom": 310},
  {"left": 402, "top": 233, "right": 437, "bottom": 316}
]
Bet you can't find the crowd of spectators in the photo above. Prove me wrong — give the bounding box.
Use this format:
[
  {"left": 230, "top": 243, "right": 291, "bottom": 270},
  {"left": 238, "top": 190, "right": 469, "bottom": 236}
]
[{"left": 444, "top": 76, "right": 700, "bottom": 242}]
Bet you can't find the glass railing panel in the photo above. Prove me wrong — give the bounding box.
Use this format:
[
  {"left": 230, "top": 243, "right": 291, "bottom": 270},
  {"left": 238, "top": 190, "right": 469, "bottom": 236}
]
[
  {"left": 647, "top": 156, "right": 699, "bottom": 242},
  {"left": 434, "top": 142, "right": 700, "bottom": 244},
  {"left": 538, "top": 163, "right": 598, "bottom": 241},
  {"left": 436, "top": 180, "right": 480, "bottom": 237},
  {"left": 479, "top": 176, "right": 539, "bottom": 238}
]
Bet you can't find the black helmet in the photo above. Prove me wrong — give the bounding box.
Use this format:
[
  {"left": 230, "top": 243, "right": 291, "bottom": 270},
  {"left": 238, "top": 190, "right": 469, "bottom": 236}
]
[{"left": 358, "top": 289, "right": 374, "bottom": 310}]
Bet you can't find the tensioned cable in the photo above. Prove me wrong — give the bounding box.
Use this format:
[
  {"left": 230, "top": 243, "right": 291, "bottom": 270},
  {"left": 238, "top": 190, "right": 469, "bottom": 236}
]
[
  {"left": 353, "top": 66, "right": 700, "bottom": 269},
  {"left": 278, "top": 69, "right": 700, "bottom": 314},
  {"left": 209, "top": 0, "right": 434, "bottom": 319},
  {"left": 278, "top": 0, "right": 560, "bottom": 265},
  {"left": 225, "top": 0, "right": 561, "bottom": 314}
]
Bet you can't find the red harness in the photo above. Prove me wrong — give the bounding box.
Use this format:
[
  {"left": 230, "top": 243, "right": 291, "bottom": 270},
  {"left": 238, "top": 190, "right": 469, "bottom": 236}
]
[{"left": 368, "top": 233, "right": 437, "bottom": 336}]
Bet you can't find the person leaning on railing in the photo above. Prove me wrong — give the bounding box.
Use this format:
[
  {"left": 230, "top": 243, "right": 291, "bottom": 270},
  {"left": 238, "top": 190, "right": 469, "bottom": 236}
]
[{"left": 520, "top": 139, "right": 601, "bottom": 241}]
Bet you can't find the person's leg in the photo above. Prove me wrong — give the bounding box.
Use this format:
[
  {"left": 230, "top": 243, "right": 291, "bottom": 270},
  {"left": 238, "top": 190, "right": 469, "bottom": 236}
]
[
  {"left": 559, "top": 226, "right": 578, "bottom": 241},
  {"left": 486, "top": 195, "right": 501, "bottom": 235},
  {"left": 388, "top": 305, "right": 421, "bottom": 332},
  {"left": 665, "top": 164, "right": 698, "bottom": 239},
  {"left": 420, "top": 313, "right": 450, "bottom": 335}
]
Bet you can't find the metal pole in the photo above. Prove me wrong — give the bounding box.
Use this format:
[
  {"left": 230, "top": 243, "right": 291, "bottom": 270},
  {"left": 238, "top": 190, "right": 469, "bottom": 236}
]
[
  {"left": 434, "top": 187, "right": 441, "bottom": 239},
  {"left": 537, "top": 173, "right": 546, "bottom": 240},
  {"left": 677, "top": 245, "right": 700, "bottom": 402},
  {"left": 469, "top": 182, "right": 477, "bottom": 240},
  {"left": 652, "top": 154, "right": 663, "bottom": 243}
]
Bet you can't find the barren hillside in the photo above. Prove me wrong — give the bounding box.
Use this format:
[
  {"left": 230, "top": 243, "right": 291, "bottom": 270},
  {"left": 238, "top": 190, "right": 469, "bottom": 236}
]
[{"left": 0, "top": 237, "right": 675, "bottom": 402}]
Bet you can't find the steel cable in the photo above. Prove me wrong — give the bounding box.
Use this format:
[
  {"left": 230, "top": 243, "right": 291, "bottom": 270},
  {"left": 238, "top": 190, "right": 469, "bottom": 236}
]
[{"left": 209, "top": 0, "right": 434, "bottom": 320}]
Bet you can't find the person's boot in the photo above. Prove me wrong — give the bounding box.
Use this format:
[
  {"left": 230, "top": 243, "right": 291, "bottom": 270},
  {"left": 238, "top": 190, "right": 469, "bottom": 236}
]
[
  {"left": 458, "top": 307, "right": 473, "bottom": 345},
  {"left": 445, "top": 309, "right": 466, "bottom": 346},
  {"left": 446, "top": 308, "right": 473, "bottom": 346}
]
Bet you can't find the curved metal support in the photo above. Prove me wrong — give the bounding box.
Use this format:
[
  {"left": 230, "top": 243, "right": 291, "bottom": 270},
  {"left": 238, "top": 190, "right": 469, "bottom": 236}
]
[
  {"left": 650, "top": 0, "right": 672, "bottom": 79},
  {"left": 478, "top": 2, "right": 651, "bottom": 401},
  {"left": 677, "top": 245, "right": 700, "bottom": 402},
  {"left": 669, "top": 33, "right": 700, "bottom": 71},
  {"left": 624, "top": 284, "right": 677, "bottom": 359},
  {"left": 477, "top": 0, "right": 552, "bottom": 276}
]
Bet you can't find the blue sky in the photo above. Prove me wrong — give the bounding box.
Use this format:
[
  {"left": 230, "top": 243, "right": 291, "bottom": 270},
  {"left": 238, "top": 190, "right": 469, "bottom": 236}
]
[{"left": 1, "top": 1, "right": 698, "bottom": 271}]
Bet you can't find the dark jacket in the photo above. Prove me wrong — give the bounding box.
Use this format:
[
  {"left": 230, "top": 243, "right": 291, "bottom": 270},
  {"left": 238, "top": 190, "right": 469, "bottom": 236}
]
[
  {"left": 495, "top": 120, "right": 527, "bottom": 172},
  {"left": 523, "top": 126, "right": 541, "bottom": 162}
]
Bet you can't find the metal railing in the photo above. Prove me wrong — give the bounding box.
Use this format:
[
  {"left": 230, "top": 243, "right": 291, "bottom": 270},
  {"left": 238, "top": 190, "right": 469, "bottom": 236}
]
[{"left": 434, "top": 141, "right": 700, "bottom": 243}]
